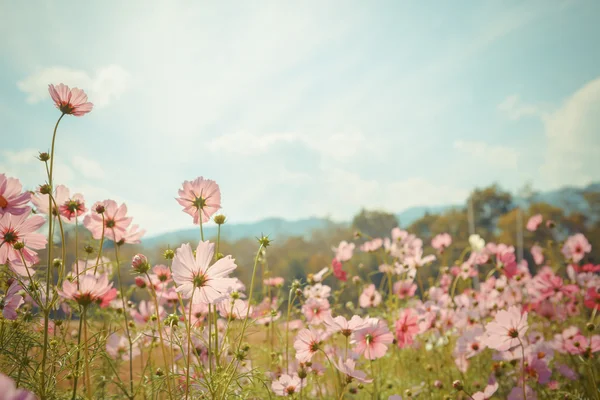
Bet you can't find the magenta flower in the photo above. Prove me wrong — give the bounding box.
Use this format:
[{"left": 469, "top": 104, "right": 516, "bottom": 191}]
[
  {"left": 0, "top": 211, "right": 46, "bottom": 265},
  {"left": 294, "top": 327, "right": 322, "bottom": 363},
  {"left": 333, "top": 358, "right": 373, "bottom": 383},
  {"left": 176, "top": 177, "right": 221, "bottom": 224},
  {"left": 48, "top": 83, "right": 93, "bottom": 116},
  {"left": 271, "top": 373, "right": 305, "bottom": 396},
  {"left": 483, "top": 306, "right": 528, "bottom": 351},
  {"left": 0, "top": 373, "right": 36, "bottom": 400},
  {"left": 83, "top": 200, "right": 132, "bottom": 241},
  {"left": 352, "top": 318, "right": 394, "bottom": 360},
  {"left": 359, "top": 284, "right": 382, "bottom": 308},
  {"left": 58, "top": 274, "right": 113, "bottom": 306},
  {"left": 1, "top": 281, "right": 24, "bottom": 320},
  {"left": 526, "top": 214, "right": 543, "bottom": 232},
  {"left": 332, "top": 258, "right": 348, "bottom": 282},
  {"left": 561, "top": 233, "right": 591, "bottom": 263},
  {"left": 0, "top": 175, "right": 31, "bottom": 217},
  {"left": 395, "top": 309, "right": 420, "bottom": 349},
  {"left": 58, "top": 192, "right": 86, "bottom": 221},
  {"left": 431, "top": 233, "right": 452, "bottom": 252},
  {"left": 171, "top": 241, "right": 237, "bottom": 304}
]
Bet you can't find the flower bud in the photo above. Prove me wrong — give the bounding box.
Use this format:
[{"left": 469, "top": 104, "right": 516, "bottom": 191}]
[
  {"left": 84, "top": 245, "right": 94, "bottom": 254},
  {"left": 135, "top": 276, "right": 147, "bottom": 289},
  {"left": 163, "top": 249, "right": 175, "bottom": 260},
  {"left": 13, "top": 242, "right": 25, "bottom": 251},
  {"left": 39, "top": 184, "right": 52, "bottom": 195},
  {"left": 213, "top": 214, "right": 226, "bottom": 225},
  {"left": 38, "top": 152, "right": 50, "bottom": 162},
  {"left": 94, "top": 203, "right": 105, "bottom": 214},
  {"left": 131, "top": 253, "right": 149, "bottom": 273},
  {"left": 586, "top": 322, "right": 595, "bottom": 332},
  {"left": 453, "top": 380, "right": 463, "bottom": 391},
  {"left": 53, "top": 258, "right": 62, "bottom": 269}
]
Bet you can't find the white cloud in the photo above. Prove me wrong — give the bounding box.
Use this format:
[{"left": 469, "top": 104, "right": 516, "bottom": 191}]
[
  {"left": 453, "top": 140, "right": 519, "bottom": 169},
  {"left": 539, "top": 77, "right": 600, "bottom": 187},
  {"left": 17, "top": 65, "right": 130, "bottom": 107},
  {"left": 71, "top": 156, "right": 105, "bottom": 180},
  {"left": 208, "top": 132, "right": 298, "bottom": 155},
  {"left": 497, "top": 95, "right": 541, "bottom": 120}
]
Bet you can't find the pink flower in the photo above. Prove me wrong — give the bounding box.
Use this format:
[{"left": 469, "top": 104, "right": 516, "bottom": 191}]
[
  {"left": 171, "top": 241, "right": 237, "bottom": 304},
  {"left": 98, "top": 288, "right": 117, "bottom": 308},
  {"left": 153, "top": 264, "right": 172, "bottom": 283},
  {"left": 360, "top": 238, "right": 383, "bottom": 252},
  {"left": 359, "top": 284, "right": 382, "bottom": 308},
  {"left": 332, "top": 258, "right": 347, "bottom": 281},
  {"left": 456, "top": 327, "right": 486, "bottom": 359},
  {"left": 431, "top": 233, "right": 452, "bottom": 252},
  {"left": 0, "top": 373, "right": 36, "bottom": 400},
  {"left": 530, "top": 245, "right": 544, "bottom": 265},
  {"left": 58, "top": 192, "right": 86, "bottom": 221},
  {"left": 176, "top": 177, "right": 221, "bottom": 224},
  {"left": 130, "top": 300, "right": 165, "bottom": 324},
  {"left": 332, "top": 240, "right": 355, "bottom": 262},
  {"left": 0, "top": 175, "right": 31, "bottom": 217},
  {"left": 507, "top": 385, "right": 536, "bottom": 400},
  {"left": 324, "top": 314, "right": 368, "bottom": 336},
  {"left": 48, "top": 83, "right": 93, "bottom": 116},
  {"left": 294, "top": 328, "right": 322, "bottom": 362},
  {"left": 483, "top": 306, "right": 528, "bottom": 351},
  {"left": 584, "top": 286, "right": 600, "bottom": 311},
  {"left": 263, "top": 277, "right": 284, "bottom": 287},
  {"left": 106, "top": 333, "right": 139, "bottom": 361},
  {"left": 58, "top": 274, "right": 113, "bottom": 306},
  {"left": 83, "top": 200, "right": 133, "bottom": 242},
  {"left": 561, "top": 233, "right": 591, "bottom": 263},
  {"left": 393, "top": 280, "right": 417, "bottom": 299},
  {"left": 1, "top": 281, "right": 24, "bottom": 320},
  {"left": 33, "top": 185, "right": 84, "bottom": 224},
  {"left": 333, "top": 358, "right": 373, "bottom": 383},
  {"left": 301, "top": 297, "right": 331, "bottom": 325},
  {"left": 472, "top": 381, "right": 498, "bottom": 400},
  {"left": 271, "top": 373, "right": 305, "bottom": 396},
  {"left": 352, "top": 318, "right": 394, "bottom": 360},
  {"left": 395, "top": 309, "right": 419, "bottom": 349},
  {"left": 0, "top": 212, "right": 46, "bottom": 265},
  {"left": 526, "top": 214, "right": 543, "bottom": 231}
]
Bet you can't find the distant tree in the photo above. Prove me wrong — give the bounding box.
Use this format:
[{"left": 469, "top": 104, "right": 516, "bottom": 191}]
[
  {"left": 352, "top": 208, "right": 399, "bottom": 239},
  {"left": 468, "top": 184, "right": 513, "bottom": 236}
]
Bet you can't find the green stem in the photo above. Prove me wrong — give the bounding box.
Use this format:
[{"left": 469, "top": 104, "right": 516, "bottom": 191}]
[
  {"left": 185, "top": 291, "right": 195, "bottom": 400},
  {"left": 71, "top": 307, "right": 85, "bottom": 400}
]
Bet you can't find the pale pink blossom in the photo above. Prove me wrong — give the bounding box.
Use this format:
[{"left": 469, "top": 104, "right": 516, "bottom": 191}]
[
  {"left": 431, "top": 233, "right": 452, "bottom": 252},
  {"left": 1, "top": 281, "right": 24, "bottom": 320},
  {"left": 395, "top": 309, "right": 420, "bottom": 348},
  {"left": 176, "top": 177, "right": 221, "bottom": 224},
  {"left": 0, "top": 174, "right": 31, "bottom": 217},
  {"left": 106, "top": 333, "right": 140, "bottom": 361},
  {"left": 333, "top": 358, "right": 373, "bottom": 383},
  {"left": 294, "top": 328, "right": 322, "bottom": 362},
  {"left": 0, "top": 212, "right": 46, "bottom": 265},
  {"left": 332, "top": 240, "right": 355, "bottom": 262},
  {"left": 171, "top": 241, "right": 237, "bottom": 304},
  {"left": 530, "top": 245, "right": 544, "bottom": 265},
  {"left": 0, "top": 373, "right": 36, "bottom": 400},
  {"left": 153, "top": 265, "right": 172, "bottom": 283},
  {"left": 263, "top": 277, "right": 284, "bottom": 287},
  {"left": 526, "top": 214, "right": 543, "bottom": 232},
  {"left": 48, "top": 83, "right": 93, "bottom": 116},
  {"left": 561, "top": 233, "right": 591, "bottom": 263},
  {"left": 324, "top": 314, "right": 367, "bottom": 336},
  {"left": 456, "top": 327, "right": 486, "bottom": 359},
  {"left": 130, "top": 300, "right": 165, "bottom": 324},
  {"left": 301, "top": 297, "right": 331, "bottom": 325},
  {"left": 360, "top": 238, "right": 383, "bottom": 252},
  {"left": 483, "top": 306, "right": 528, "bottom": 351},
  {"left": 393, "top": 280, "right": 417, "bottom": 299},
  {"left": 271, "top": 373, "right": 304, "bottom": 396},
  {"left": 58, "top": 192, "right": 86, "bottom": 221},
  {"left": 359, "top": 284, "right": 382, "bottom": 308},
  {"left": 83, "top": 200, "right": 133, "bottom": 242},
  {"left": 115, "top": 224, "right": 145, "bottom": 245},
  {"left": 58, "top": 274, "right": 113, "bottom": 306},
  {"left": 352, "top": 318, "right": 394, "bottom": 360},
  {"left": 472, "top": 381, "right": 498, "bottom": 400}
]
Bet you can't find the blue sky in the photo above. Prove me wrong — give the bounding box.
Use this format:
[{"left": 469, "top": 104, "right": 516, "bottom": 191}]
[{"left": 1, "top": 1, "right": 599, "bottom": 235}]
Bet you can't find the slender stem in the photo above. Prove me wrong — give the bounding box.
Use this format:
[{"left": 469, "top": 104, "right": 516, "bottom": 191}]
[
  {"left": 285, "top": 288, "right": 295, "bottom": 374},
  {"left": 214, "top": 309, "right": 219, "bottom": 368},
  {"left": 185, "top": 291, "right": 195, "bottom": 400},
  {"left": 93, "top": 214, "right": 105, "bottom": 275},
  {"left": 208, "top": 304, "right": 213, "bottom": 375},
  {"left": 518, "top": 338, "right": 527, "bottom": 400},
  {"left": 83, "top": 306, "right": 92, "bottom": 399},
  {"left": 71, "top": 307, "right": 85, "bottom": 400}
]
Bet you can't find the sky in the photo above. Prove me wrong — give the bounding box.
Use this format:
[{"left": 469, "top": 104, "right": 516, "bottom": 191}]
[{"left": 1, "top": 0, "right": 600, "bottom": 236}]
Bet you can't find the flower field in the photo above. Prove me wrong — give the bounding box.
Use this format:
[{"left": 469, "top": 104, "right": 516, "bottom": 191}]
[{"left": 0, "top": 84, "right": 599, "bottom": 400}]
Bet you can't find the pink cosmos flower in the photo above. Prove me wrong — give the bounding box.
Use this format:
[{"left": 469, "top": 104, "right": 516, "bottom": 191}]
[
  {"left": 264, "top": 277, "right": 284, "bottom": 287},
  {"left": 359, "top": 284, "right": 382, "bottom": 308},
  {"left": 1, "top": 281, "right": 24, "bottom": 320},
  {"left": 352, "top": 318, "right": 394, "bottom": 360},
  {"left": 0, "top": 373, "right": 36, "bottom": 400},
  {"left": 395, "top": 309, "right": 419, "bottom": 349},
  {"left": 294, "top": 328, "right": 322, "bottom": 362},
  {"left": 153, "top": 265, "right": 172, "bottom": 283},
  {"left": 176, "top": 177, "right": 221, "bottom": 224},
  {"left": 431, "top": 233, "right": 452, "bottom": 252},
  {"left": 360, "top": 238, "right": 383, "bottom": 252},
  {"left": 456, "top": 327, "right": 486, "bottom": 359},
  {"left": 507, "top": 385, "right": 536, "bottom": 400},
  {"left": 332, "top": 240, "right": 355, "bottom": 262},
  {"left": 219, "top": 298, "right": 252, "bottom": 320},
  {"left": 48, "top": 83, "right": 93, "bottom": 116},
  {"left": 526, "top": 214, "right": 543, "bottom": 232},
  {"left": 106, "top": 333, "right": 140, "bottom": 361},
  {"left": 58, "top": 274, "right": 113, "bottom": 306},
  {"left": 332, "top": 258, "right": 347, "bottom": 281},
  {"left": 333, "top": 358, "right": 373, "bottom": 383},
  {"left": 472, "top": 381, "right": 498, "bottom": 400},
  {"left": 0, "top": 175, "right": 31, "bottom": 217},
  {"left": 32, "top": 185, "right": 80, "bottom": 224},
  {"left": 83, "top": 200, "right": 132, "bottom": 241},
  {"left": 393, "top": 280, "right": 417, "bottom": 299},
  {"left": 483, "top": 306, "right": 528, "bottom": 351},
  {"left": 0, "top": 211, "right": 46, "bottom": 265},
  {"left": 171, "top": 241, "right": 237, "bottom": 304},
  {"left": 58, "top": 192, "right": 86, "bottom": 221},
  {"left": 130, "top": 300, "right": 165, "bottom": 324},
  {"left": 561, "top": 233, "right": 591, "bottom": 263},
  {"left": 301, "top": 297, "right": 331, "bottom": 325},
  {"left": 324, "top": 314, "right": 367, "bottom": 336},
  {"left": 530, "top": 245, "right": 544, "bottom": 265},
  {"left": 271, "top": 373, "right": 305, "bottom": 396},
  {"left": 584, "top": 286, "right": 600, "bottom": 311},
  {"left": 114, "top": 224, "right": 146, "bottom": 245}
]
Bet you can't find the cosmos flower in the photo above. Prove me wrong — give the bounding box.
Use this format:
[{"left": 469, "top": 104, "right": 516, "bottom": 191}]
[
  {"left": 561, "top": 233, "right": 591, "bottom": 263},
  {"left": 171, "top": 241, "right": 237, "bottom": 304},
  {"left": 1, "top": 281, "right": 24, "bottom": 320},
  {"left": 483, "top": 306, "right": 528, "bottom": 351},
  {"left": 0, "top": 211, "right": 46, "bottom": 265},
  {"left": 359, "top": 284, "right": 382, "bottom": 308},
  {"left": 294, "top": 328, "right": 322, "bottom": 363},
  {"left": 526, "top": 214, "right": 543, "bottom": 232},
  {"left": 83, "top": 200, "right": 132, "bottom": 241},
  {"left": 333, "top": 358, "right": 373, "bottom": 383},
  {"left": 352, "top": 318, "right": 394, "bottom": 360},
  {"left": 332, "top": 240, "right": 355, "bottom": 262},
  {"left": 0, "top": 373, "right": 36, "bottom": 400},
  {"left": 431, "top": 233, "right": 452, "bottom": 252},
  {"left": 176, "top": 177, "right": 221, "bottom": 224},
  {"left": 395, "top": 309, "right": 420, "bottom": 349},
  {"left": 0, "top": 174, "right": 31, "bottom": 217},
  {"left": 106, "top": 333, "right": 140, "bottom": 361},
  {"left": 271, "top": 373, "right": 304, "bottom": 396},
  {"left": 48, "top": 83, "right": 93, "bottom": 116},
  {"left": 58, "top": 274, "right": 113, "bottom": 306}
]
